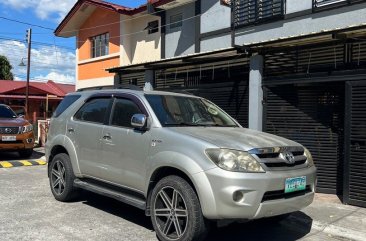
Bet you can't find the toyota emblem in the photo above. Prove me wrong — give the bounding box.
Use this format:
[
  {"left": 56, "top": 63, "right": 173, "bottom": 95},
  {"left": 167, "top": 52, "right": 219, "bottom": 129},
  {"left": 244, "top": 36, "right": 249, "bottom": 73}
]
[
  {"left": 280, "top": 151, "right": 295, "bottom": 164},
  {"left": 5, "top": 128, "right": 12, "bottom": 134}
]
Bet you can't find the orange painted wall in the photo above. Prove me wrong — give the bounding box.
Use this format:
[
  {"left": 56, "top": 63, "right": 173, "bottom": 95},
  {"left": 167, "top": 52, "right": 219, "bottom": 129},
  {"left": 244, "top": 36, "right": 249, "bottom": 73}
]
[
  {"left": 77, "top": 7, "right": 120, "bottom": 81},
  {"left": 78, "top": 56, "right": 119, "bottom": 80},
  {"left": 78, "top": 8, "right": 120, "bottom": 61}
]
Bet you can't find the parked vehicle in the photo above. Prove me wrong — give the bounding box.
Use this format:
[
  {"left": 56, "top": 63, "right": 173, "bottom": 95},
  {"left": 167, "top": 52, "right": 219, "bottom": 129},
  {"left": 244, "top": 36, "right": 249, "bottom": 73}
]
[
  {"left": 46, "top": 89, "right": 316, "bottom": 241},
  {"left": 0, "top": 104, "right": 34, "bottom": 158}
]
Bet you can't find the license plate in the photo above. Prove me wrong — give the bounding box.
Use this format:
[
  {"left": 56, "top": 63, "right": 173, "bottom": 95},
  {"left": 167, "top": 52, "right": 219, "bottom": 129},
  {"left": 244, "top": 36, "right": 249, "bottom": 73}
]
[
  {"left": 285, "top": 176, "right": 306, "bottom": 193},
  {"left": 1, "top": 136, "right": 16, "bottom": 141}
]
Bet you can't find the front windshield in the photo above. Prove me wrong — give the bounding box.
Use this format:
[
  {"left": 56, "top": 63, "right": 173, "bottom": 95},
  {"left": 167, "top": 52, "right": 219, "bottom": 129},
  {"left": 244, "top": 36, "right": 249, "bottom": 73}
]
[
  {"left": 145, "top": 94, "right": 238, "bottom": 127},
  {"left": 0, "top": 105, "right": 17, "bottom": 118}
]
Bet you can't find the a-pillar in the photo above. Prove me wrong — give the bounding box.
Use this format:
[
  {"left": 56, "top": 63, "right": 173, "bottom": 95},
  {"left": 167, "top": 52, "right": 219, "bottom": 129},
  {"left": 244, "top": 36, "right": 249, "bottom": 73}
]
[
  {"left": 144, "top": 69, "right": 155, "bottom": 91},
  {"left": 249, "top": 54, "right": 264, "bottom": 131}
]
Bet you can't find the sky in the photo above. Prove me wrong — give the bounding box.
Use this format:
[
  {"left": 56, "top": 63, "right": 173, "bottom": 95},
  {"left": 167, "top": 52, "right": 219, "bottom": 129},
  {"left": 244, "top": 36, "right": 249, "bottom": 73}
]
[{"left": 0, "top": 0, "right": 146, "bottom": 85}]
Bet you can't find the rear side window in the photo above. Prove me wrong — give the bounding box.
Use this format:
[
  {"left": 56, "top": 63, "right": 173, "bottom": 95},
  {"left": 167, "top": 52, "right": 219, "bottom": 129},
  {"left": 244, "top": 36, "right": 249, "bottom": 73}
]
[
  {"left": 53, "top": 95, "right": 81, "bottom": 118},
  {"left": 111, "top": 98, "right": 142, "bottom": 128},
  {"left": 74, "top": 98, "right": 110, "bottom": 124}
]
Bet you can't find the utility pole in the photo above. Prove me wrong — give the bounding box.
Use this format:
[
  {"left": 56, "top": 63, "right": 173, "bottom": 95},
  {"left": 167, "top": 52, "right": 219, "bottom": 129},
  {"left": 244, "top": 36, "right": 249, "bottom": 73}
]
[{"left": 25, "top": 28, "right": 32, "bottom": 117}]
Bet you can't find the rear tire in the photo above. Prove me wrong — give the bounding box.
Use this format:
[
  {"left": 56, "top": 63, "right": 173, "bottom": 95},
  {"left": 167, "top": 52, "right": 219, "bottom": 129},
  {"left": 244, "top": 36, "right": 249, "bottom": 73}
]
[
  {"left": 151, "top": 175, "right": 209, "bottom": 241},
  {"left": 18, "top": 149, "right": 33, "bottom": 158},
  {"left": 49, "top": 153, "right": 78, "bottom": 202}
]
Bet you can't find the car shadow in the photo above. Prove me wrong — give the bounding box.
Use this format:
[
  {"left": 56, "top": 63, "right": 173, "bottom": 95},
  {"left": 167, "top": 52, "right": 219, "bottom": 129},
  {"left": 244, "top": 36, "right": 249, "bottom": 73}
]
[
  {"left": 206, "top": 212, "right": 313, "bottom": 241},
  {"left": 77, "top": 191, "right": 313, "bottom": 240},
  {"left": 0, "top": 148, "right": 44, "bottom": 160},
  {"left": 79, "top": 191, "right": 154, "bottom": 231}
]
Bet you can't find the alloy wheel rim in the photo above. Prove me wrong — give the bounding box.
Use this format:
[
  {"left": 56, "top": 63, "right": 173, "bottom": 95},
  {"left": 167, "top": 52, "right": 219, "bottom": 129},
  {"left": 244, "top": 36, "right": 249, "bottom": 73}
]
[
  {"left": 154, "top": 186, "right": 188, "bottom": 240},
  {"left": 51, "top": 160, "right": 66, "bottom": 195}
]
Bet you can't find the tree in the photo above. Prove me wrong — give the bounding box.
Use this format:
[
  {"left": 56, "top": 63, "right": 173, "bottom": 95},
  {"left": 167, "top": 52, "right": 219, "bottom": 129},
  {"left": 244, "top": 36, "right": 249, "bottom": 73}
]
[{"left": 0, "top": 55, "right": 14, "bottom": 80}]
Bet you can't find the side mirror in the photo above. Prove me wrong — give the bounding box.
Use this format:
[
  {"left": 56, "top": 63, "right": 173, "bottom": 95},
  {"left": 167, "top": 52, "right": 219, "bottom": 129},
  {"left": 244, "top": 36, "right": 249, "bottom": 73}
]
[{"left": 131, "top": 114, "right": 147, "bottom": 130}]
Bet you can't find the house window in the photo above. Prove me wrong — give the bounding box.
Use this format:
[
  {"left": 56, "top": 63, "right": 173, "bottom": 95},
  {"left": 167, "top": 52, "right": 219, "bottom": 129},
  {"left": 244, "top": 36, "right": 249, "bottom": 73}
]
[
  {"left": 170, "top": 13, "right": 183, "bottom": 29},
  {"left": 146, "top": 20, "right": 159, "bottom": 34},
  {"left": 233, "top": 0, "right": 284, "bottom": 28},
  {"left": 91, "top": 33, "right": 109, "bottom": 58}
]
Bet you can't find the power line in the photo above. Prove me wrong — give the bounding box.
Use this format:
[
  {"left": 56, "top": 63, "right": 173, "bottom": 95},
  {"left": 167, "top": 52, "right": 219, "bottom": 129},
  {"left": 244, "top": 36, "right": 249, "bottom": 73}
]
[
  {"left": 66, "top": 12, "right": 204, "bottom": 44},
  {"left": 0, "top": 0, "right": 197, "bottom": 37},
  {"left": 0, "top": 16, "right": 54, "bottom": 31},
  {"left": 0, "top": 36, "right": 75, "bottom": 50},
  {"left": 56, "top": 0, "right": 197, "bottom": 36}
]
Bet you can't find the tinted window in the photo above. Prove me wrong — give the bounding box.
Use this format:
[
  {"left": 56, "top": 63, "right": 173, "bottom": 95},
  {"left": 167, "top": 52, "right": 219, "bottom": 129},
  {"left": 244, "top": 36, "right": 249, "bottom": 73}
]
[
  {"left": 0, "top": 105, "right": 17, "bottom": 118},
  {"left": 74, "top": 98, "right": 110, "bottom": 124},
  {"left": 111, "top": 98, "right": 142, "bottom": 128},
  {"left": 53, "top": 95, "right": 81, "bottom": 118},
  {"left": 145, "top": 95, "right": 238, "bottom": 127}
]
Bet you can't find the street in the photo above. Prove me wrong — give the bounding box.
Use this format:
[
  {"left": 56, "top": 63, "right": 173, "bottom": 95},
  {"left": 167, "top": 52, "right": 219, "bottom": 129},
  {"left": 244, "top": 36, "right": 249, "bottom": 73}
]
[{"left": 0, "top": 162, "right": 365, "bottom": 241}]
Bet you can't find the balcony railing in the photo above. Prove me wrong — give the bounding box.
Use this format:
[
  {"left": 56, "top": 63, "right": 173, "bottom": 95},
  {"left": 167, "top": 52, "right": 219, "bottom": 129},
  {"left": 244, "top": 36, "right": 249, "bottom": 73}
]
[{"left": 233, "top": 0, "right": 284, "bottom": 28}]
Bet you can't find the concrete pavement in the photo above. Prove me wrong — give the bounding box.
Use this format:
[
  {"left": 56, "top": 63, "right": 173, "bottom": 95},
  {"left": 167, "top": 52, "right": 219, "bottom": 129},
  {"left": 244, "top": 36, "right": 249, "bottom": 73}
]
[
  {"left": 287, "top": 194, "right": 366, "bottom": 241},
  {"left": 0, "top": 163, "right": 365, "bottom": 240}
]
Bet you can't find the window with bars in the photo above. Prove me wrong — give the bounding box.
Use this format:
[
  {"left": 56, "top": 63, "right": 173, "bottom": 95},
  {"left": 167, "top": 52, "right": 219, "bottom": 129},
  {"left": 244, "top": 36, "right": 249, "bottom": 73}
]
[
  {"left": 90, "top": 33, "right": 109, "bottom": 58},
  {"left": 313, "top": 0, "right": 365, "bottom": 11},
  {"left": 233, "top": 0, "right": 284, "bottom": 28}
]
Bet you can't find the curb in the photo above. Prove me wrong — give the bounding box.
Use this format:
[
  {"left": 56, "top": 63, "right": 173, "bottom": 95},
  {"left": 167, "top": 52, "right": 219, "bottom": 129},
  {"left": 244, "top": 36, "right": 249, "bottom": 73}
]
[{"left": 0, "top": 159, "right": 47, "bottom": 168}]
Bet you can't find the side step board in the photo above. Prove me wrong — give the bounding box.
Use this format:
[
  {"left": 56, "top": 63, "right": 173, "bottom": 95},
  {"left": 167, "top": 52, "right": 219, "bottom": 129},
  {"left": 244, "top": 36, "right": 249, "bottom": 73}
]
[{"left": 74, "top": 179, "right": 146, "bottom": 210}]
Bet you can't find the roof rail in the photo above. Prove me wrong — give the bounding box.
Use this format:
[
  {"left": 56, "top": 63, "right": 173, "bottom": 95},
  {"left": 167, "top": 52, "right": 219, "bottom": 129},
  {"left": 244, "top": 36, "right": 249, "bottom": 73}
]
[
  {"left": 77, "top": 84, "right": 141, "bottom": 92},
  {"left": 154, "top": 87, "right": 195, "bottom": 96}
]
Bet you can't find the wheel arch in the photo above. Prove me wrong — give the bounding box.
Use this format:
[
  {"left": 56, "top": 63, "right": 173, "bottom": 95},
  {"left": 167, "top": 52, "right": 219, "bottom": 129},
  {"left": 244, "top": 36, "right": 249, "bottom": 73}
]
[
  {"left": 47, "top": 136, "right": 80, "bottom": 177},
  {"left": 145, "top": 166, "right": 200, "bottom": 216}
]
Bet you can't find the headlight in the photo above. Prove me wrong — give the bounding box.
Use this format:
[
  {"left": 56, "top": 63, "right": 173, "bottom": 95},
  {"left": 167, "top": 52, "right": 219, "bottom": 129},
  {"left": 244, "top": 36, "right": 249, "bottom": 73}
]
[
  {"left": 304, "top": 148, "right": 314, "bottom": 167},
  {"left": 206, "top": 149, "right": 265, "bottom": 173},
  {"left": 22, "top": 124, "right": 33, "bottom": 133}
]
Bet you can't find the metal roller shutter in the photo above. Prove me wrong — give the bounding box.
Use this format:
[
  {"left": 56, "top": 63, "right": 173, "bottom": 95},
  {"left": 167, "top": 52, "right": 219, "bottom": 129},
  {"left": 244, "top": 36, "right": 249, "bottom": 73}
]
[
  {"left": 188, "top": 81, "right": 249, "bottom": 127},
  {"left": 345, "top": 81, "right": 366, "bottom": 207},
  {"left": 155, "top": 62, "right": 249, "bottom": 127},
  {"left": 264, "top": 83, "right": 344, "bottom": 194}
]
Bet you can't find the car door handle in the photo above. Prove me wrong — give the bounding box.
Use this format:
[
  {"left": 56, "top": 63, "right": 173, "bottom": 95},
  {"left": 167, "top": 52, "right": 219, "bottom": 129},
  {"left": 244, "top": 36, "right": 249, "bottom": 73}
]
[
  {"left": 68, "top": 128, "right": 74, "bottom": 133},
  {"left": 103, "top": 134, "right": 111, "bottom": 140}
]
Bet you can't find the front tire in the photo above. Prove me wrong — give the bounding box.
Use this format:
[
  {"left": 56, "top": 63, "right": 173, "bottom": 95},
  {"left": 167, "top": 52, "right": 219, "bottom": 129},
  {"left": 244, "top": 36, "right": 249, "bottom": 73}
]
[
  {"left": 49, "top": 153, "right": 78, "bottom": 202},
  {"left": 151, "top": 175, "right": 208, "bottom": 241}
]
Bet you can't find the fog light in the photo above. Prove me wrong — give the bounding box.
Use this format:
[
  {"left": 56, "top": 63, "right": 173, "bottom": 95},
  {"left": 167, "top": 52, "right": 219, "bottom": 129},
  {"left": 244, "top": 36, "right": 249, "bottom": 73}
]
[
  {"left": 26, "top": 138, "right": 33, "bottom": 143},
  {"left": 233, "top": 191, "right": 244, "bottom": 202}
]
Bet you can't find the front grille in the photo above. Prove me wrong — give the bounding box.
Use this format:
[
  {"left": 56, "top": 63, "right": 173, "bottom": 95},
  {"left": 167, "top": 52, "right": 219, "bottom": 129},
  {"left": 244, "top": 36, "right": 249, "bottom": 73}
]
[
  {"left": 257, "top": 153, "right": 279, "bottom": 158},
  {"left": 255, "top": 149, "right": 306, "bottom": 170},
  {"left": 0, "top": 140, "right": 23, "bottom": 144},
  {"left": 0, "top": 127, "right": 20, "bottom": 134},
  {"left": 262, "top": 185, "right": 312, "bottom": 202},
  {"left": 264, "top": 159, "right": 306, "bottom": 168}
]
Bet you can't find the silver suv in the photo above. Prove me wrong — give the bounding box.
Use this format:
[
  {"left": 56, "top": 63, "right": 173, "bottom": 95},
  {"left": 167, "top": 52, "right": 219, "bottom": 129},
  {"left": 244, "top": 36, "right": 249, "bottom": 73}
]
[{"left": 46, "top": 89, "right": 316, "bottom": 241}]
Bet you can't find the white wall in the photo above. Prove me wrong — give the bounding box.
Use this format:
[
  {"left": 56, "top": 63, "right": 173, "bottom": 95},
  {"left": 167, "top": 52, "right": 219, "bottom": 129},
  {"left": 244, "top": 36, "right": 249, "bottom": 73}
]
[{"left": 120, "top": 14, "right": 161, "bottom": 66}]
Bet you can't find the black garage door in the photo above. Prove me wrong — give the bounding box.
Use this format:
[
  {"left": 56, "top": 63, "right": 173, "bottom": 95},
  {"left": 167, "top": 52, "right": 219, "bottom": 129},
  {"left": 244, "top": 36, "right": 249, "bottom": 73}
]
[
  {"left": 264, "top": 83, "right": 344, "bottom": 194},
  {"left": 345, "top": 81, "right": 366, "bottom": 207}
]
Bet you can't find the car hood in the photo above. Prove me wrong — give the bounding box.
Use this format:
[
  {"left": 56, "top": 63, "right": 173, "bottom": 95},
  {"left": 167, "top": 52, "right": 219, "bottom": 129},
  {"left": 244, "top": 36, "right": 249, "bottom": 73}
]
[
  {"left": 170, "top": 127, "right": 301, "bottom": 151},
  {"left": 0, "top": 117, "right": 28, "bottom": 126}
]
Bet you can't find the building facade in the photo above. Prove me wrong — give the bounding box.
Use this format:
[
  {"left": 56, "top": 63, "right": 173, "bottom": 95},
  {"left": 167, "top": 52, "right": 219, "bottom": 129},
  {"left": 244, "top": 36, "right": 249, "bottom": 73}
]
[{"left": 57, "top": 0, "right": 366, "bottom": 207}]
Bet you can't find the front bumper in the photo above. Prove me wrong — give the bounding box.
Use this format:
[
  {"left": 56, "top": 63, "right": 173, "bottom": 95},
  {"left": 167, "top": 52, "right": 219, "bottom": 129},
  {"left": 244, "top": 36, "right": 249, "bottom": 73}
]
[
  {"left": 0, "top": 132, "right": 35, "bottom": 151},
  {"left": 193, "top": 166, "right": 316, "bottom": 220}
]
